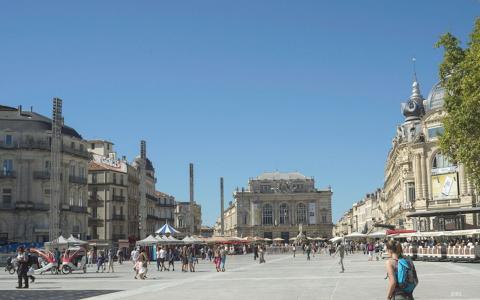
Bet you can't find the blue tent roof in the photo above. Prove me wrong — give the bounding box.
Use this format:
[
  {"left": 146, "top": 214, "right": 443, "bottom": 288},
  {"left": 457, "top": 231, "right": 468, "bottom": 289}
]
[{"left": 155, "top": 223, "right": 180, "bottom": 235}]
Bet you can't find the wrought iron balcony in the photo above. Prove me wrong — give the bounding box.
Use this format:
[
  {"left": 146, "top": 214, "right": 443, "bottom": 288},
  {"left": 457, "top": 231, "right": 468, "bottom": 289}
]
[
  {"left": 62, "top": 145, "right": 91, "bottom": 159},
  {"left": 70, "top": 205, "right": 88, "bottom": 213},
  {"left": 112, "top": 214, "right": 125, "bottom": 221},
  {"left": 88, "top": 196, "right": 104, "bottom": 207},
  {"left": 0, "top": 170, "right": 16, "bottom": 179},
  {"left": 112, "top": 195, "right": 126, "bottom": 202},
  {"left": 33, "top": 171, "right": 51, "bottom": 180},
  {"left": 88, "top": 217, "right": 105, "bottom": 227},
  {"left": 69, "top": 176, "right": 87, "bottom": 185}
]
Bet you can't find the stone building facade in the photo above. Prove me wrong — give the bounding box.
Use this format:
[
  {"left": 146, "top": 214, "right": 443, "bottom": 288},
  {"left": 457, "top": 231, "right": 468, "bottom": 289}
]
[
  {"left": 215, "top": 172, "right": 333, "bottom": 240},
  {"left": 382, "top": 78, "right": 479, "bottom": 231},
  {"left": 0, "top": 104, "right": 89, "bottom": 243},
  {"left": 334, "top": 76, "right": 480, "bottom": 235},
  {"left": 174, "top": 201, "right": 202, "bottom": 236}
]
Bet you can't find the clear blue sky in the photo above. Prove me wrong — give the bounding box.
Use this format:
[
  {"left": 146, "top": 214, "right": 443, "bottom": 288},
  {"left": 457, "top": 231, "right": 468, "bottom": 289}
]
[{"left": 0, "top": 1, "right": 478, "bottom": 226}]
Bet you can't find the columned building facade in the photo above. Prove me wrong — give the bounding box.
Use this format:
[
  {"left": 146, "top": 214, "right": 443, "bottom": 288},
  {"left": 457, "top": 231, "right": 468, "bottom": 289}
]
[
  {"left": 216, "top": 172, "right": 333, "bottom": 240},
  {"left": 382, "top": 78, "right": 479, "bottom": 231}
]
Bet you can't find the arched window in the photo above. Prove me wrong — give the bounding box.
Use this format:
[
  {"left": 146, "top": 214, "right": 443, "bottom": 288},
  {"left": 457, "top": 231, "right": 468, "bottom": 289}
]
[
  {"left": 279, "top": 203, "right": 289, "bottom": 225},
  {"left": 432, "top": 153, "right": 456, "bottom": 169},
  {"left": 296, "top": 203, "right": 307, "bottom": 224},
  {"left": 262, "top": 204, "right": 273, "bottom": 225}
]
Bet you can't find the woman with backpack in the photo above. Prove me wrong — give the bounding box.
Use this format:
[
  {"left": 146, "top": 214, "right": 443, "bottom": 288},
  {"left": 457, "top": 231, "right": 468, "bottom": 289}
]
[{"left": 385, "top": 240, "right": 418, "bottom": 300}]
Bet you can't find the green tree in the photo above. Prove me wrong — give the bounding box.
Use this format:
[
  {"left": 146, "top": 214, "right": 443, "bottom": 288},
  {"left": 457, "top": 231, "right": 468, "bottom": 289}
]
[{"left": 436, "top": 18, "right": 480, "bottom": 189}]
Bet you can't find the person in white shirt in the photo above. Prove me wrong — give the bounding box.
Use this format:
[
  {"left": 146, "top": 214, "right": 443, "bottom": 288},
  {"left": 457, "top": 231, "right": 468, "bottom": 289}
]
[{"left": 158, "top": 247, "right": 167, "bottom": 271}]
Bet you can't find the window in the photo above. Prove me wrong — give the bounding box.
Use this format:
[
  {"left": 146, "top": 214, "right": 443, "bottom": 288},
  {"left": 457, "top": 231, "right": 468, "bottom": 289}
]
[
  {"left": 79, "top": 144, "right": 84, "bottom": 152},
  {"left": 406, "top": 182, "right": 415, "bottom": 203},
  {"left": 243, "top": 214, "right": 248, "bottom": 225},
  {"left": 279, "top": 203, "right": 289, "bottom": 225},
  {"left": 432, "top": 153, "right": 456, "bottom": 169},
  {"left": 92, "top": 173, "right": 97, "bottom": 184},
  {"left": 296, "top": 203, "right": 307, "bottom": 224},
  {"left": 322, "top": 215, "right": 328, "bottom": 223},
  {"left": 5, "top": 135, "right": 12, "bottom": 145},
  {"left": 260, "top": 185, "right": 271, "bottom": 193},
  {"left": 262, "top": 204, "right": 273, "bottom": 225},
  {"left": 70, "top": 165, "right": 76, "bottom": 177},
  {"left": 2, "top": 160, "right": 13, "bottom": 175},
  {"left": 70, "top": 142, "right": 75, "bottom": 149},
  {"left": 91, "top": 143, "right": 95, "bottom": 150},
  {"left": 428, "top": 126, "right": 444, "bottom": 140},
  {"left": 45, "top": 160, "right": 51, "bottom": 170},
  {"left": 2, "top": 189, "right": 12, "bottom": 204}
]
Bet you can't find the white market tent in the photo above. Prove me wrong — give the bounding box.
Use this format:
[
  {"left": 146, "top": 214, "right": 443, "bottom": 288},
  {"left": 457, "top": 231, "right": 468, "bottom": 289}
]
[
  {"left": 368, "top": 230, "right": 387, "bottom": 238},
  {"left": 136, "top": 235, "right": 160, "bottom": 246},
  {"left": 329, "top": 237, "right": 344, "bottom": 243},
  {"left": 345, "top": 232, "right": 367, "bottom": 239},
  {"left": 67, "top": 235, "right": 88, "bottom": 245}
]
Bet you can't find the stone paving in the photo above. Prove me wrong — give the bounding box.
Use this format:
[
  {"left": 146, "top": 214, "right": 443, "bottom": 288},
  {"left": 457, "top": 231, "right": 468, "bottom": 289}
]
[{"left": 1, "top": 252, "right": 480, "bottom": 299}]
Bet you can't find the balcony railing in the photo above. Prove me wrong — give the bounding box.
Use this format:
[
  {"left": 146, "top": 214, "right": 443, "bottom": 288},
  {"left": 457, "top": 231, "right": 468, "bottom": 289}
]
[
  {"left": 33, "top": 171, "right": 51, "bottom": 180},
  {"left": 69, "top": 176, "right": 87, "bottom": 185},
  {"left": 62, "top": 145, "right": 91, "bottom": 159},
  {"left": 0, "top": 170, "right": 16, "bottom": 179},
  {"left": 146, "top": 193, "right": 157, "bottom": 201},
  {"left": 70, "top": 205, "right": 88, "bottom": 213},
  {"left": 147, "top": 214, "right": 158, "bottom": 220},
  {"left": 0, "top": 140, "right": 50, "bottom": 151},
  {"left": 88, "top": 197, "right": 104, "bottom": 207},
  {"left": 112, "top": 195, "right": 126, "bottom": 202},
  {"left": 112, "top": 214, "right": 125, "bottom": 221},
  {"left": 88, "top": 217, "right": 105, "bottom": 227},
  {"left": 0, "top": 202, "right": 14, "bottom": 210}
]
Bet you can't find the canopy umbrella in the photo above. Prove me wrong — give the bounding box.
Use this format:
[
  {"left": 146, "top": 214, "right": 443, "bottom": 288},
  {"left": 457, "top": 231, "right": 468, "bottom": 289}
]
[
  {"left": 289, "top": 237, "right": 297, "bottom": 241},
  {"left": 263, "top": 238, "right": 272, "bottom": 242},
  {"left": 329, "top": 236, "right": 344, "bottom": 243},
  {"left": 155, "top": 223, "right": 181, "bottom": 235},
  {"left": 136, "top": 235, "right": 159, "bottom": 246},
  {"left": 368, "top": 230, "right": 387, "bottom": 238},
  {"left": 273, "top": 238, "right": 284, "bottom": 242},
  {"left": 345, "top": 232, "right": 367, "bottom": 239},
  {"left": 67, "top": 235, "right": 88, "bottom": 245}
]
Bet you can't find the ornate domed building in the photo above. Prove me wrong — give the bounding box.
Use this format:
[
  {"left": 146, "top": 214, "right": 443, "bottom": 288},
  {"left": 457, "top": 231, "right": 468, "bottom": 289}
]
[{"left": 382, "top": 76, "right": 479, "bottom": 232}]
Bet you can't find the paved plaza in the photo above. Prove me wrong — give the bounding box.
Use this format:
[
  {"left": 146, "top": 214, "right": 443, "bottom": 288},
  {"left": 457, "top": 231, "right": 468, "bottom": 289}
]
[{"left": 1, "top": 253, "right": 480, "bottom": 300}]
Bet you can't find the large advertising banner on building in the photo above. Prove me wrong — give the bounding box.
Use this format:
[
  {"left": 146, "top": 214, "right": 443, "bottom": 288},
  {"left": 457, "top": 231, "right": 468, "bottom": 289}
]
[
  {"left": 432, "top": 172, "right": 459, "bottom": 200},
  {"left": 308, "top": 203, "right": 316, "bottom": 225}
]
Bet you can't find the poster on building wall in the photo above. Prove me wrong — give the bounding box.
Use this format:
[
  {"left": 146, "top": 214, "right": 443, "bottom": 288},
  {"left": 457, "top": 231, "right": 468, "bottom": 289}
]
[
  {"left": 432, "top": 172, "right": 459, "bottom": 200},
  {"left": 308, "top": 203, "right": 316, "bottom": 225}
]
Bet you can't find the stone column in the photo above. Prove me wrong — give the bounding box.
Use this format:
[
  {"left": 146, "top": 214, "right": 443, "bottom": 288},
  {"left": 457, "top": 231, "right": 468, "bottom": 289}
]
[
  {"left": 459, "top": 164, "right": 468, "bottom": 195},
  {"left": 421, "top": 153, "right": 429, "bottom": 200},
  {"left": 414, "top": 154, "right": 423, "bottom": 199}
]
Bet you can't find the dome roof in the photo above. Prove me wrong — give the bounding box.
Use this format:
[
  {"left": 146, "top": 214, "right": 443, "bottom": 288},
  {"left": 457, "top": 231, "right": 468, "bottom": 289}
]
[
  {"left": 424, "top": 82, "right": 445, "bottom": 112},
  {"left": 0, "top": 105, "right": 83, "bottom": 139},
  {"left": 257, "top": 171, "right": 307, "bottom": 181},
  {"left": 401, "top": 80, "right": 425, "bottom": 121}
]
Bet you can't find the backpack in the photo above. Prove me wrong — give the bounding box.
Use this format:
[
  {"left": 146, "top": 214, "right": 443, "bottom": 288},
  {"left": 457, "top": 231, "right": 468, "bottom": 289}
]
[{"left": 396, "top": 258, "right": 418, "bottom": 295}]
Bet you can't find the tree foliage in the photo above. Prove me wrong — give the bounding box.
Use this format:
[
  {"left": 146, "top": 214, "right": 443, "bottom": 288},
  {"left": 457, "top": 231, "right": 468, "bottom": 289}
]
[{"left": 436, "top": 18, "right": 480, "bottom": 189}]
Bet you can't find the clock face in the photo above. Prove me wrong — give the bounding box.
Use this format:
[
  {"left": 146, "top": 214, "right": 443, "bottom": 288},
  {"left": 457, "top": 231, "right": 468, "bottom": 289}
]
[{"left": 408, "top": 101, "right": 416, "bottom": 110}]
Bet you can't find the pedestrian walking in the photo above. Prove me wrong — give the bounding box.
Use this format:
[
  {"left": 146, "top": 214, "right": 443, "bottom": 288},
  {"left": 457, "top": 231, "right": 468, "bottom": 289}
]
[
  {"left": 107, "top": 249, "right": 114, "bottom": 273},
  {"left": 385, "top": 240, "right": 418, "bottom": 300},
  {"left": 136, "top": 249, "right": 148, "bottom": 280},
  {"left": 96, "top": 251, "right": 105, "bottom": 273},
  {"left": 259, "top": 246, "right": 266, "bottom": 264},
  {"left": 167, "top": 248, "right": 175, "bottom": 271},
  {"left": 25, "top": 248, "right": 36, "bottom": 284},
  {"left": 88, "top": 249, "right": 94, "bottom": 267},
  {"left": 16, "top": 247, "right": 29, "bottom": 289},
  {"left": 214, "top": 247, "right": 221, "bottom": 272},
  {"left": 306, "top": 244, "right": 311, "bottom": 261},
  {"left": 220, "top": 246, "right": 227, "bottom": 272},
  {"left": 333, "top": 242, "right": 345, "bottom": 273},
  {"left": 158, "top": 247, "right": 167, "bottom": 271},
  {"left": 253, "top": 245, "right": 258, "bottom": 261},
  {"left": 117, "top": 249, "right": 123, "bottom": 264}
]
